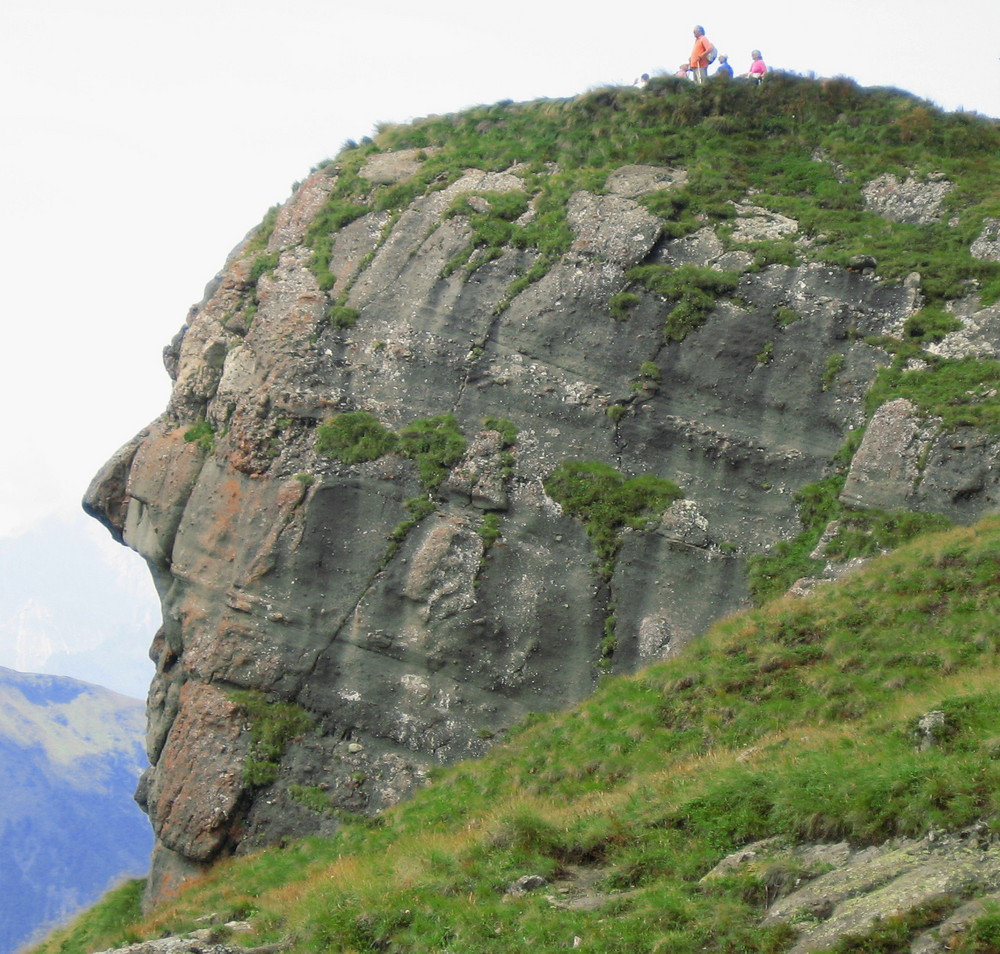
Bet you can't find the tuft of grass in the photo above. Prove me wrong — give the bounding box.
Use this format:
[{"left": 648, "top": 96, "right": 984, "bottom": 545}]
[
  {"left": 242, "top": 203, "right": 281, "bottom": 256},
  {"left": 545, "top": 460, "right": 682, "bottom": 581},
  {"left": 822, "top": 509, "right": 952, "bottom": 560},
  {"left": 905, "top": 304, "right": 962, "bottom": 343},
  {"left": 230, "top": 690, "right": 313, "bottom": 788},
  {"left": 289, "top": 784, "right": 338, "bottom": 817},
  {"left": 822, "top": 352, "right": 845, "bottom": 389},
  {"left": 478, "top": 512, "right": 502, "bottom": 550},
  {"left": 304, "top": 197, "right": 370, "bottom": 291},
  {"left": 866, "top": 358, "right": 1000, "bottom": 434},
  {"left": 609, "top": 291, "right": 640, "bottom": 321},
  {"left": 639, "top": 361, "right": 661, "bottom": 382},
  {"left": 385, "top": 496, "right": 437, "bottom": 564},
  {"left": 481, "top": 416, "right": 518, "bottom": 448},
  {"left": 773, "top": 305, "right": 801, "bottom": 326},
  {"left": 627, "top": 264, "right": 741, "bottom": 341},
  {"left": 443, "top": 190, "right": 530, "bottom": 277},
  {"left": 398, "top": 414, "right": 467, "bottom": 490},
  {"left": 747, "top": 473, "right": 843, "bottom": 603},
  {"left": 248, "top": 251, "right": 280, "bottom": 285},
  {"left": 326, "top": 305, "right": 360, "bottom": 329}
]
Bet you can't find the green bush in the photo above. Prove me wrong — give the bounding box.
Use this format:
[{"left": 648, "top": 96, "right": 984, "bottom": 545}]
[
  {"left": 183, "top": 419, "right": 215, "bottom": 454},
  {"left": 315, "top": 411, "right": 398, "bottom": 463},
  {"left": 399, "top": 414, "right": 467, "bottom": 490},
  {"left": 326, "top": 305, "right": 360, "bottom": 329}
]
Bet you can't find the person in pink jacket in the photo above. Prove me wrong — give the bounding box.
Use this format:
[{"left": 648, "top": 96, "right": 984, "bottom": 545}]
[
  {"left": 689, "top": 25, "right": 713, "bottom": 84},
  {"left": 744, "top": 49, "right": 767, "bottom": 83}
]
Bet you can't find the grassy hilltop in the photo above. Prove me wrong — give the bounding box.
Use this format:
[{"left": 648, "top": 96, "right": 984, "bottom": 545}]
[
  {"left": 39, "top": 76, "right": 1000, "bottom": 954},
  {"left": 302, "top": 70, "right": 1000, "bottom": 309}
]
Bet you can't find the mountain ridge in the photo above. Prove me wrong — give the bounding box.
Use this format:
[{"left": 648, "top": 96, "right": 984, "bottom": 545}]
[{"left": 0, "top": 668, "right": 151, "bottom": 954}]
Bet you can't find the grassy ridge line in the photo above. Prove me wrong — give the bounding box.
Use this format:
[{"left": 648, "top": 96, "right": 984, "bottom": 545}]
[
  {"left": 38, "top": 516, "right": 1000, "bottom": 954},
  {"left": 315, "top": 73, "right": 1000, "bottom": 310}
]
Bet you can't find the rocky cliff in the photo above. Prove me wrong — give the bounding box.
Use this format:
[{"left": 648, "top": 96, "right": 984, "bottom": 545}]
[{"left": 83, "top": 76, "right": 1000, "bottom": 906}]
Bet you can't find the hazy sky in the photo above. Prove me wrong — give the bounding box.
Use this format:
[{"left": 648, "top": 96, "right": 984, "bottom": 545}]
[{"left": 0, "top": 0, "right": 997, "bottom": 689}]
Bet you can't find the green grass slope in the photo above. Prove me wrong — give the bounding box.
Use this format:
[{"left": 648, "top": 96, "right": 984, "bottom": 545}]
[{"left": 36, "top": 514, "right": 1000, "bottom": 954}]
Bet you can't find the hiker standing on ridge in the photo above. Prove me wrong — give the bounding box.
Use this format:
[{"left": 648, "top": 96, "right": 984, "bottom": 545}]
[{"left": 689, "top": 25, "right": 713, "bottom": 84}]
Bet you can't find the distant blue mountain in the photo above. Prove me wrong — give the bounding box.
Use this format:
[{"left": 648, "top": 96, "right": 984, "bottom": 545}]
[{"left": 0, "top": 667, "right": 152, "bottom": 954}]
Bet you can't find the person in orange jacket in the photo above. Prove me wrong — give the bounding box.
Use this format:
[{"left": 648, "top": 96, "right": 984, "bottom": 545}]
[{"left": 689, "top": 25, "right": 713, "bottom": 84}]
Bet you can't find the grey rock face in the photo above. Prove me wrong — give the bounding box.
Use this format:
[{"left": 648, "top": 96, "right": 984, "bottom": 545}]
[
  {"left": 83, "top": 152, "right": 1000, "bottom": 907},
  {"left": 706, "top": 825, "right": 1000, "bottom": 954},
  {"left": 971, "top": 217, "right": 1000, "bottom": 261},
  {"left": 841, "top": 398, "right": 1000, "bottom": 522},
  {"left": 862, "top": 172, "right": 955, "bottom": 224}
]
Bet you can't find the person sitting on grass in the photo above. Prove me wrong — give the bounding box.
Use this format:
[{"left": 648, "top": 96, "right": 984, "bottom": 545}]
[{"left": 743, "top": 49, "right": 767, "bottom": 83}]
